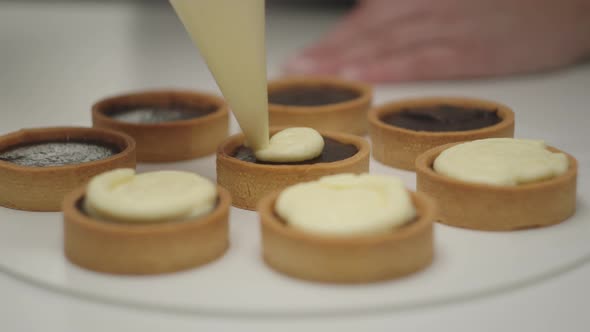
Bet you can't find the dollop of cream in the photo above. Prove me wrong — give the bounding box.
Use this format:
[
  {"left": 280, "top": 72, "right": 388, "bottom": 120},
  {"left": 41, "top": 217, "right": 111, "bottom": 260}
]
[
  {"left": 275, "top": 174, "right": 416, "bottom": 236},
  {"left": 434, "top": 138, "right": 569, "bottom": 186},
  {"left": 255, "top": 127, "right": 324, "bottom": 163},
  {"left": 85, "top": 169, "right": 217, "bottom": 223}
]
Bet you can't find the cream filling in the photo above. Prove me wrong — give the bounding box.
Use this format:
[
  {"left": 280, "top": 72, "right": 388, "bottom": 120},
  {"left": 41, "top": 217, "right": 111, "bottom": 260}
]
[
  {"left": 255, "top": 127, "right": 324, "bottom": 163},
  {"left": 84, "top": 169, "right": 217, "bottom": 223},
  {"left": 275, "top": 174, "right": 416, "bottom": 236},
  {"left": 434, "top": 138, "right": 569, "bottom": 186}
]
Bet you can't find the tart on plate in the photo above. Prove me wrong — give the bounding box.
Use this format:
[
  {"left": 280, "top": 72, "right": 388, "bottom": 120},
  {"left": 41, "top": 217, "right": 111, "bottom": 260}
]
[
  {"left": 92, "top": 90, "right": 228, "bottom": 162},
  {"left": 216, "top": 129, "right": 370, "bottom": 210},
  {"left": 268, "top": 77, "right": 372, "bottom": 136},
  {"left": 416, "top": 139, "right": 577, "bottom": 231},
  {"left": 369, "top": 97, "right": 515, "bottom": 171},
  {"left": 63, "top": 169, "right": 230, "bottom": 275},
  {"left": 0, "top": 127, "right": 135, "bottom": 211},
  {"left": 258, "top": 174, "right": 436, "bottom": 283}
]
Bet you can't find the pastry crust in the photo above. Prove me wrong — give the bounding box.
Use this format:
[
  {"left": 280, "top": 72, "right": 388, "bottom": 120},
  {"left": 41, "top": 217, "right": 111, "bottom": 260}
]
[
  {"left": 258, "top": 190, "right": 435, "bottom": 283},
  {"left": 369, "top": 97, "right": 515, "bottom": 171},
  {"left": 92, "top": 90, "right": 229, "bottom": 162},
  {"left": 268, "top": 77, "right": 372, "bottom": 136},
  {"left": 216, "top": 129, "right": 370, "bottom": 210},
  {"left": 0, "top": 127, "right": 136, "bottom": 212},
  {"left": 416, "top": 143, "right": 578, "bottom": 231},
  {"left": 63, "top": 186, "right": 231, "bottom": 275}
]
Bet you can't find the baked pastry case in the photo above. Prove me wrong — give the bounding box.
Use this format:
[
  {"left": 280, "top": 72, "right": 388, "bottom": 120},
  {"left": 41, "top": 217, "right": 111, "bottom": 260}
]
[{"left": 1, "top": 2, "right": 589, "bottom": 331}]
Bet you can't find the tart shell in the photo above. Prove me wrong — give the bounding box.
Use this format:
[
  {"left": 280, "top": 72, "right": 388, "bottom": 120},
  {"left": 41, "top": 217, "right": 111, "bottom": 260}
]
[
  {"left": 216, "top": 129, "right": 370, "bottom": 210},
  {"left": 416, "top": 143, "right": 578, "bottom": 231},
  {"left": 258, "top": 190, "right": 435, "bottom": 283},
  {"left": 369, "top": 97, "right": 515, "bottom": 171},
  {"left": 92, "top": 90, "right": 229, "bottom": 162},
  {"left": 63, "top": 186, "right": 231, "bottom": 275},
  {"left": 0, "top": 127, "right": 136, "bottom": 212},
  {"left": 268, "top": 77, "right": 372, "bottom": 136}
]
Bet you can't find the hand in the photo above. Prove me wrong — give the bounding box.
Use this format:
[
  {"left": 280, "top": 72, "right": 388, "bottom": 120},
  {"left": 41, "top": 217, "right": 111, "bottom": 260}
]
[{"left": 283, "top": 0, "right": 590, "bottom": 83}]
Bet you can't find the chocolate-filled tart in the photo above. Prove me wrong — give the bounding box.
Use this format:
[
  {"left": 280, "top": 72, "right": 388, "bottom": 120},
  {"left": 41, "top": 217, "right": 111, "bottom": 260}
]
[
  {"left": 258, "top": 190, "right": 435, "bottom": 283},
  {"left": 0, "top": 127, "right": 135, "bottom": 211},
  {"left": 268, "top": 77, "right": 372, "bottom": 136},
  {"left": 369, "top": 97, "right": 515, "bottom": 171},
  {"left": 92, "top": 90, "right": 228, "bottom": 162},
  {"left": 63, "top": 185, "right": 231, "bottom": 275},
  {"left": 416, "top": 143, "right": 577, "bottom": 231},
  {"left": 217, "top": 130, "right": 370, "bottom": 210}
]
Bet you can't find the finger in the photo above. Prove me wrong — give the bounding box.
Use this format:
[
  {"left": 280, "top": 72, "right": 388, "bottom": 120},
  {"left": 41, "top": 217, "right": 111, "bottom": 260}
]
[
  {"left": 341, "top": 43, "right": 489, "bottom": 83},
  {"left": 308, "top": 0, "right": 429, "bottom": 54},
  {"left": 284, "top": 16, "right": 445, "bottom": 76},
  {"left": 286, "top": 0, "right": 429, "bottom": 71}
]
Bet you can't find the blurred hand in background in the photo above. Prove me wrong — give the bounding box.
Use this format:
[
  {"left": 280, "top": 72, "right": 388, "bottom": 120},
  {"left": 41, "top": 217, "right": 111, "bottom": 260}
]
[{"left": 283, "top": 0, "right": 590, "bottom": 83}]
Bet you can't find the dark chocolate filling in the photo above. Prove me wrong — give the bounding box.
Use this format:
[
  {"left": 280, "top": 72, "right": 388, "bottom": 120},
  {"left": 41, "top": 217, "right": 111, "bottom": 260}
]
[
  {"left": 232, "top": 137, "right": 358, "bottom": 165},
  {"left": 381, "top": 105, "right": 501, "bottom": 132},
  {"left": 105, "top": 103, "right": 217, "bottom": 124},
  {"left": 269, "top": 86, "right": 360, "bottom": 106},
  {"left": 0, "top": 140, "right": 121, "bottom": 167}
]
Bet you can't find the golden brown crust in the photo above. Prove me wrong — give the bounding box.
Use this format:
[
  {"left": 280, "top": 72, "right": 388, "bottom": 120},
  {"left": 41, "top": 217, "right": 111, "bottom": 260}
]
[
  {"left": 416, "top": 143, "right": 578, "bottom": 231},
  {"left": 0, "top": 127, "right": 136, "bottom": 212},
  {"left": 63, "top": 186, "right": 231, "bottom": 275},
  {"left": 92, "top": 90, "right": 229, "bottom": 162},
  {"left": 369, "top": 97, "right": 515, "bottom": 171},
  {"left": 258, "top": 190, "right": 435, "bottom": 283},
  {"left": 216, "top": 129, "right": 370, "bottom": 210},
  {"left": 268, "top": 76, "right": 372, "bottom": 136}
]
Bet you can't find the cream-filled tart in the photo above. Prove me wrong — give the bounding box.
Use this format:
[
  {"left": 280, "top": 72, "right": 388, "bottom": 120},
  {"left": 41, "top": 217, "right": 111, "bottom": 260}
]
[
  {"left": 416, "top": 138, "right": 577, "bottom": 231},
  {"left": 63, "top": 169, "right": 230, "bottom": 275},
  {"left": 369, "top": 97, "right": 515, "bottom": 171},
  {"left": 268, "top": 77, "right": 372, "bottom": 136},
  {"left": 0, "top": 127, "right": 136, "bottom": 211},
  {"left": 92, "top": 90, "right": 229, "bottom": 162},
  {"left": 258, "top": 174, "right": 435, "bottom": 283},
  {"left": 216, "top": 128, "right": 370, "bottom": 210}
]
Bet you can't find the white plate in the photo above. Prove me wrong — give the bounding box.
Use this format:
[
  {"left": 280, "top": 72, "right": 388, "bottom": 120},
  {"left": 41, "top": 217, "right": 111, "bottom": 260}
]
[{"left": 0, "top": 143, "right": 587, "bottom": 318}]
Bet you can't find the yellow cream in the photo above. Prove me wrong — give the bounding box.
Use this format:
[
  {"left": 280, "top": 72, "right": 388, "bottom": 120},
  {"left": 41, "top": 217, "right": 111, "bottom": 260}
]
[
  {"left": 434, "top": 138, "right": 568, "bottom": 186},
  {"left": 255, "top": 127, "right": 324, "bottom": 162},
  {"left": 85, "top": 169, "right": 217, "bottom": 223},
  {"left": 276, "top": 174, "right": 416, "bottom": 236}
]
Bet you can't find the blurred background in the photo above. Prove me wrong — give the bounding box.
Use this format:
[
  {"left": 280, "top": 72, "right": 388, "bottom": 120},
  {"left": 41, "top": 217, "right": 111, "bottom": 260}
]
[{"left": 0, "top": 0, "right": 354, "bottom": 129}]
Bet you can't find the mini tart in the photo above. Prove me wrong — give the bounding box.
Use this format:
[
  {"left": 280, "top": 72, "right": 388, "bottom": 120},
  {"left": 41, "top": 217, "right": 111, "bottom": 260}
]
[
  {"left": 216, "top": 130, "right": 370, "bottom": 210},
  {"left": 92, "top": 90, "right": 229, "bottom": 162},
  {"left": 63, "top": 185, "right": 231, "bottom": 275},
  {"left": 369, "top": 97, "right": 515, "bottom": 171},
  {"left": 0, "top": 127, "right": 136, "bottom": 212},
  {"left": 258, "top": 190, "right": 435, "bottom": 283},
  {"left": 268, "top": 77, "right": 372, "bottom": 136},
  {"left": 416, "top": 143, "right": 578, "bottom": 231}
]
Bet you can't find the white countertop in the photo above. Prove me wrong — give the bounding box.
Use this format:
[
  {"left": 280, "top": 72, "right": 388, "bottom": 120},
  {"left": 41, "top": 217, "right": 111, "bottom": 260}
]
[{"left": 1, "top": 2, "right": 589, "bottom": 331}]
